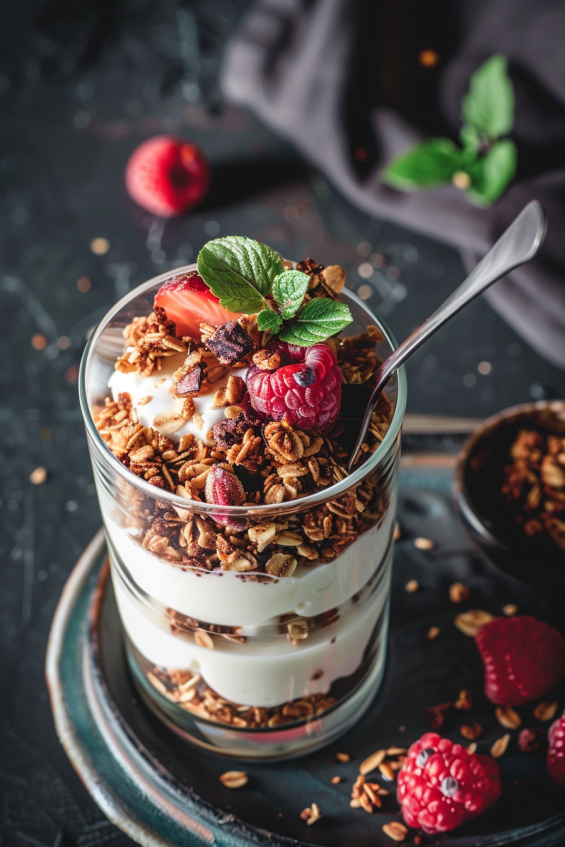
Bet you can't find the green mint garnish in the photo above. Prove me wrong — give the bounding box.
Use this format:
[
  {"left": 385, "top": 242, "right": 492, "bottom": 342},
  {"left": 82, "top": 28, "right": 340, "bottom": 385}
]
[
  {"left": 279, "top": 298, "right": 353, "bottom": 346},
  {"left": 197, "top": 237, "right": 353, "bottom": 345},
  {"left": 466, "top": 139, "right": 516, "bottom": 207},
  {"left": 197, "top": 235, "right": 284, "bottom": 313},
  {"left": 381, "top": 138, "right": 466, "bottom": 191},
  {"left": 461, "top": 54, "right": 514, "bottom": 140},
  {"left": 272, "top": 269, "right": 310, "bottom": 319},
  {"left": 257, "top": 309, "right": 283, "bottom": 333},
  {"left": 380, "top": 54, "right": 515, "bottom": 207}
]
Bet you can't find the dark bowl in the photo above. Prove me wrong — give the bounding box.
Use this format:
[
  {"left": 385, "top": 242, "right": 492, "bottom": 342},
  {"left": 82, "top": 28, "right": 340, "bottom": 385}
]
[{"left": 454, "top": 401, "right": 565, "bottom": 587}]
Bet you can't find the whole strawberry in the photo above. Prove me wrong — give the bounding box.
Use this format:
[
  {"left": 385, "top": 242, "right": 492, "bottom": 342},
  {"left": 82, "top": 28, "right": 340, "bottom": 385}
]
[
  {"left": 397, "top": 732, "right": 502, "bottom": 834},
  {"left": 475, "top": 615, "right": 565, "bottom": 706},
  {"left": 548, "top": 708, "right": 565, "bottom": 790},
  {"left": 125, "top": 136, "right": 210, "bottom": 217},
  {"left": 246, "top": 341, "right": 342, "bottom": 434}
]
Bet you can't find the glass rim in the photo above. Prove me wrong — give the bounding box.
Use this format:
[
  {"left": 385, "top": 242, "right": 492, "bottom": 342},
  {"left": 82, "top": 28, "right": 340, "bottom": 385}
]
[{"left": 79, "top": 264, "right": 407, "bottom": 517}]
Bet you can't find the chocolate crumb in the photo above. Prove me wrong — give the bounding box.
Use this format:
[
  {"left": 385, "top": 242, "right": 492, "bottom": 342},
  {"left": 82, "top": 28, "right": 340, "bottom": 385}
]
[
  {"left": 518, "top": 728, "right": 538, "bottom": 751},
  {"left": 425, "top": 702, "right": 452, "bottom": 730},
  {"left": 176, "top": 362, "right": 206, "bottom": 395},
  {"left": 213, "top": 414, "right": 255, "bottom": 450},
  {"left": 205, "top": 321, "right": 255, "bottom": 365}
]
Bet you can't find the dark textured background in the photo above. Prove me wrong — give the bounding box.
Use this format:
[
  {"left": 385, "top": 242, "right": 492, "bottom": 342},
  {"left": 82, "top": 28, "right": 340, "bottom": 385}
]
[{"left": 1, "top": 1, "right": 565, "bottom": 844}]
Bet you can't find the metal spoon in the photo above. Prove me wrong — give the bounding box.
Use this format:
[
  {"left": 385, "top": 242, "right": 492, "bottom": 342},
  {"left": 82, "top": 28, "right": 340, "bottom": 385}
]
[{"left": 348, "top": 200, "right": 547, "bottom": 472}]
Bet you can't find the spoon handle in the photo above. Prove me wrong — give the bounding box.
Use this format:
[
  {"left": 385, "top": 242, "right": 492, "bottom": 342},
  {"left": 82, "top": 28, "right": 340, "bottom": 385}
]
[{"left": 348, "top": 200, "right": 547, "bottom": 472}]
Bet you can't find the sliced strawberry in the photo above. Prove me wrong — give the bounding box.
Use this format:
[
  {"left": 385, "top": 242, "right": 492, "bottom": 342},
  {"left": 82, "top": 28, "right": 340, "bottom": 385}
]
[{"left": 154, "top": 271, "right": 242, "bottom": 339}]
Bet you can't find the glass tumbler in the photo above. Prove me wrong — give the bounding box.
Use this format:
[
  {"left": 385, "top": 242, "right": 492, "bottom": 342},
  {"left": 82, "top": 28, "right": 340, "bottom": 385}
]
[{"left": 79, "top": 266, "right": 407, "bottom": 760}]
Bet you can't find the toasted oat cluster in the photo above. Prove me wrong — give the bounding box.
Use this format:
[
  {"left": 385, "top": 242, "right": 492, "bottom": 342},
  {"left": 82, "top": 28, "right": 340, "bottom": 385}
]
[
  {"left": 93, "top": 256, "right": 395, "bottom": 575},
  {"left": 147, "top": 665, "right": 336, "bottom": 728},
  {"left": 502, "top": 428, "right": 565, "bottom": 549},
  {"left": 115, "top": 306, "right": 190, "bottom": 377}
]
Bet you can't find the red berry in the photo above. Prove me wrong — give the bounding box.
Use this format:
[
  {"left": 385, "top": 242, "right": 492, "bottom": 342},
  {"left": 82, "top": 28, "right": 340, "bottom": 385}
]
[
  {"left": 397, "top": 732, "right": 502, "bottom": 834},
  {"left": 125, "top": 136, "right": 210, "bottom": 217},
  {"left": 548, "top": 708, "right": 565, "bottom": 789},
  {"left": 475, "top": 615, "right": 565, "bottom": 706},
  {"left": 246, "top": 342, "right": 342, "bottom": 434},
  {"left": 154, "top": 271, "right": 242, "bottom": 339},
  {"left": 205, "top": 466, "right": 246, "bottom": 531},
  {"left": 517, "top": 728, "right": 538, "bottom": 752}
]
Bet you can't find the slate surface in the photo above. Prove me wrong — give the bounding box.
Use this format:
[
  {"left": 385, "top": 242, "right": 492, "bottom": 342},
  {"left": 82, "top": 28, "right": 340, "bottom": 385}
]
[{"left": 1, "top": 2, "right": 565, "bottom": 845}]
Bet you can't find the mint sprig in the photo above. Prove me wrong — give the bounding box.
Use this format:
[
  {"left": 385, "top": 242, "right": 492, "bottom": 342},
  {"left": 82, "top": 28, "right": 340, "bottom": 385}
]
[
  {"left": 197, "top": 236, "right": 353, "bottom": 345},
  {"left": 381, "top": 55, "right": 516, "bottom": 208},
  {"left": 197, "top": 235, "right": 284, "bottom": 313},
  {"left": 257, "top": 309, "right": 283, "bottom": 333},
  {"left": 279, "top": 299, "right": 353, "bottom": 346},
  {"left": 381, "top": 138, "right": 467, "bottom": 191},
  {"left": 272, "top": 269, "right": 310, "bottom": 318},
  {"left": 462, "top": 54, "right": 514, "bottom": 140}
]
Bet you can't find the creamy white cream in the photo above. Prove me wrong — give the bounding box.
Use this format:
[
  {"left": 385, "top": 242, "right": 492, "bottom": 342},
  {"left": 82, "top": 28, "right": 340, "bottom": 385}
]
[
  {"left": 109, "top": 353, "right": 247, "bottom": 443},
  {"left": 113, "top": 565, "right": 391, "bottom": 707}
]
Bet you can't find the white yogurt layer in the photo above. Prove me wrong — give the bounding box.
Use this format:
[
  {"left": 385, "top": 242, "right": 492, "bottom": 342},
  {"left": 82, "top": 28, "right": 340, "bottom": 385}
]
[
  {"left": 104, "top": 505, "right": 395, "bottom": 627},
  {"left": 109, "top": 353, "right": 247, "bottom": 443},
  {"left": 113, "top": 562, "right": 391, "bottom": 707}
]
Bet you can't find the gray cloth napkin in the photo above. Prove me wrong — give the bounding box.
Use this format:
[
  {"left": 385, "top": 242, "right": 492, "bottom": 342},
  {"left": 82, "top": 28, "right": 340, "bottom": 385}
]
[{"left": 221, "top": 0, "right": 565, "bottom": 367}]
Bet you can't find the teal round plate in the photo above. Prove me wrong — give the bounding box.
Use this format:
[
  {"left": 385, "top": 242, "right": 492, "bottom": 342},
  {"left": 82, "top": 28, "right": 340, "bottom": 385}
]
[{"left": 46, "top": 463, "right": 565, "bottom": 847}]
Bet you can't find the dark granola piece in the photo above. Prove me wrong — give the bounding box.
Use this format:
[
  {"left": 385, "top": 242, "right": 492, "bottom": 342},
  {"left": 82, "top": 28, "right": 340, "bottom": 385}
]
[
  {"left": 204, "top": 320, "right": 255, "bottom": 365},
  {"left": 296, "top": 257, "right": 345, "bottom": 300},
  {"left": 297, "top": 257, "right": 324, "bottom": 279},
  {"left": 172, "top": 350, "right": 206, "bottom": 397},
  {"left": 182, "top": 541, "right": 213, "bottom": 570},
  {"left": 518, "top": 728, "right": 538, "bottom": 751},
  {"left": 425, "top": 702, "right": 452, "bottom": 730},
  {"left": 176, "top": 362, "right": 206, "bottom": 395},
  {"left": 213, "top": 413, "right": 256, "bottom": 450}
]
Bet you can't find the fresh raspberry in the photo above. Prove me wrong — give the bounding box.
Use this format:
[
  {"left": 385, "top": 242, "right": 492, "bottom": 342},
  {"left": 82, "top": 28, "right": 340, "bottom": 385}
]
[
  {"left": 474, "top": 615, "right": 565, "bottom": 706},
  {"left": 397, "top": 732, "right": 502, "bottom": 834},
  {"left": 204, "top": 466, "right": 246, "bottom": 531},
  {"left": 154, "top": 272, "right": 242, "bottom": 339},
  {"left": 246, "top": 342, "right": 342, "bottom": 434},
  {"left": 548, "top": 708, "right": 565, "bottom": 789},
  {"left": 125, "top": 136, "right": 210, "bottom": 217}
]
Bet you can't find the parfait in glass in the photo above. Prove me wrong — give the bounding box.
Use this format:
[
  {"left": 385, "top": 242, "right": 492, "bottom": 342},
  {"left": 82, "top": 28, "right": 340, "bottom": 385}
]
[{"left": 80, "top": 239, "right": 406, "bottom": 759}]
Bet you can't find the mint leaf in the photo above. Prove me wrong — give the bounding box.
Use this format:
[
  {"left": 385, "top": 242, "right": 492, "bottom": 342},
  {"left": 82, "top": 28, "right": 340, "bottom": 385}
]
[
  {"left": 280, "top": 299, "right": 353, "bottom": 346},
  {"left": 272, "top": 270, "right": 309, "bottom": 319},
  {"left": 257, "top": 309, "right": 282, "bottom": 333},
  {"left": 466, "top": 139, "right": 517, "bottom": 207},
  {"left": 381, "top": 138, "right": 464, "bottom": 191},
  {"left": 197, "top": 236, "right": 284, "bottom": 313},
  {"left": 460, "top": 123, "right": 482, "bottom": 153},
  {"left": 462, "top": 55, "right": 514, "bottom": 140}
]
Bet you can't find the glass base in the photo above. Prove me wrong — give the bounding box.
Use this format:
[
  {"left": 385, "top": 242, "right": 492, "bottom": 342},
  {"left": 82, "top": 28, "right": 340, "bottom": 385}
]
[{"left": 125, "top": 629, "right": 388, "bottom": 761}]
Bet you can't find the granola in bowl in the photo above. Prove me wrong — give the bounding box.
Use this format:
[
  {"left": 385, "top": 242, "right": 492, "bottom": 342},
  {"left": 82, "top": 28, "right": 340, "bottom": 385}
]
[
  {"left": 82, "top": 235, "right": 404, "bottom": 756},
  {"left": 455, "top": 401, "right": 565, "bottom": 586}
]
